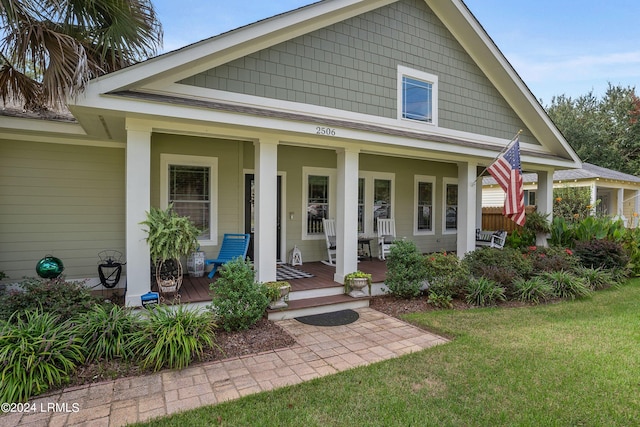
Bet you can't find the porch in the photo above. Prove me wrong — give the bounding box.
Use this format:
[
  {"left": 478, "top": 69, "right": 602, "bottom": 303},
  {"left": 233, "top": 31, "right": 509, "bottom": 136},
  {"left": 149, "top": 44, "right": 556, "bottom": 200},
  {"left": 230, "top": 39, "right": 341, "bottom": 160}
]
[{"left": 153, "top": 259, "right": 388, "bottom": 320}]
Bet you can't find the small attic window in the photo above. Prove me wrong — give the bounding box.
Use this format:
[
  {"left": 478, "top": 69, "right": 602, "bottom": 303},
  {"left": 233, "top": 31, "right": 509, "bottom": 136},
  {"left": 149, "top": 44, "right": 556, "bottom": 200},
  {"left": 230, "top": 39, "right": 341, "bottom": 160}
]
[{"left": 398, "top": 66, "right": 438, "bottom": 125}]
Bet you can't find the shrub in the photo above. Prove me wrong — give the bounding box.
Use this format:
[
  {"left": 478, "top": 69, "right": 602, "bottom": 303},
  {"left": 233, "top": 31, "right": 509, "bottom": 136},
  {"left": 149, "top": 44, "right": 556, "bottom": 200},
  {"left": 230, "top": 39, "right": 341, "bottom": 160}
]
[
  {"left": 621, "top": 226, "right": 640, "bottom": 276},
  {"left": 573, "top": 239, "right": 629, "bottom": 270},
  {"left": 573, "top": 266, "right": 616, "bottom": 291},
  {"left": 0, "top": 277, "right": 102, "bottom": 322},
  {"left": 209, "top": 257, "right": 269, "bottom": 331},
  {"left": 77, "top": 304, "right": 141, "bottom": 362},
  {"left": 465, "top": 277, "right": 506, "bottom": 307},
  {"left": 385, "top": 240, "right": 428, "bottom": 299},
  {"left": 474, "top": 265, "right": 519, "bottom": 295},
  {"left": 130, "top": 305, "right": 216, "bottom": 371},
  {"left": 553, "top": 186, "right": 593, "bottom": 223},
  {"left": 539, "top": 270, "right": 592, "bottom": 300},
  {"left": 0, "top": 309, "right": 84, "bottom": 403},
  {"left": 424, "top": 252, "right": 468, "bottom": 298},
  {"left": 513, "top": 277, "right": 553, "bottom": 304},
  {"left": 463, "top": 247, "right": 533, "bottom": 281},
  {"left": 427, "top": 292, "right": 453, "bottom": 309},
  {"left": 526, "top": 246, "right": 579, "bottom": 273}
]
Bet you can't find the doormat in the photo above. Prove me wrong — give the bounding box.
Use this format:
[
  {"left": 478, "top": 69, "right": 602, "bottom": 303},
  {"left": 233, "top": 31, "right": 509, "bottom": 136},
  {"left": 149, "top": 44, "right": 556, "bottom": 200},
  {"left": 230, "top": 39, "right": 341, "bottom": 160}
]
[
  {"left": 276, "top": 264, "right": 314, "bottom": 281},
  {"left": 295, "top": 309, "right": 359, "bottom": 327}
]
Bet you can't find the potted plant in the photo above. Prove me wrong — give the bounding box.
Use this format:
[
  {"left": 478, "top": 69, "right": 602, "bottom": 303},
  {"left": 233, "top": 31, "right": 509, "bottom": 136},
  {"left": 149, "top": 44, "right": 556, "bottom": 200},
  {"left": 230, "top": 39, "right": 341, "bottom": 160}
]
[
  {"left": 140, "top": 204, "right": 201, "bottom": 296},
  {"left": 344, "top": 271, "right": 372, "bottom": 298},
  {"left": 265, "top": 281, "right": 291, "bottom": 309},
  {"left": 525, "top": 210, "right": 551, "bottom": 247}
]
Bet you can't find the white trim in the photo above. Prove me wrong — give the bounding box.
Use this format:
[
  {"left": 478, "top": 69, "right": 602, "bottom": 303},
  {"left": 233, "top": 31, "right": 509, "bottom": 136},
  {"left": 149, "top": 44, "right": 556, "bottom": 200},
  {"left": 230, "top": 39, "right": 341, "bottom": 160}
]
[
  {"left": 160, "top": 153, "right": 218, "bottom": 246},
  {"left": 397, "top": 65, "right": 439, "bottom": 127},
  {"left": 414, "top": 175, "right": 436, "bottom": 236},
  {"left": 442, "top": 177, "right": 459, "bottom": 235},
  {"left": 302, "top": 167, "right": 337, "bottom": 240}
]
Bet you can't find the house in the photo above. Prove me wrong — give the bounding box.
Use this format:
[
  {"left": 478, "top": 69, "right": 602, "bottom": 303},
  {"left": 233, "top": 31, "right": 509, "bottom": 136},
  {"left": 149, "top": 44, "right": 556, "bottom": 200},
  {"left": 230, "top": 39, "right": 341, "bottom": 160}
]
[
  {"left": 483, "top": 163, "right": 640, "bottom": 226},
  {"left": 0, "top": 0, "right": 581, "bottom": 307}
]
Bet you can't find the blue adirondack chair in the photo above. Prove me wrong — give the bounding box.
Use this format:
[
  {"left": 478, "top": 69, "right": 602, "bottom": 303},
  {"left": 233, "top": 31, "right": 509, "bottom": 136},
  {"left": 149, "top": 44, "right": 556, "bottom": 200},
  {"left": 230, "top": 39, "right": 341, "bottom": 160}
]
[{"left": 205, "top": 233, "right": 251, "bottom": 279}]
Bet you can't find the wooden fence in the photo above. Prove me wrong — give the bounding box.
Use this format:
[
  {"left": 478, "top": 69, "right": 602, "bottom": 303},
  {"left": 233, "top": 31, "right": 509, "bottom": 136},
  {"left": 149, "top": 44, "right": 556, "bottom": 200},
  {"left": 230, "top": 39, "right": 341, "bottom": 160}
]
[{"left": 481, "top": 206, "right": 536, "bottom": 232}]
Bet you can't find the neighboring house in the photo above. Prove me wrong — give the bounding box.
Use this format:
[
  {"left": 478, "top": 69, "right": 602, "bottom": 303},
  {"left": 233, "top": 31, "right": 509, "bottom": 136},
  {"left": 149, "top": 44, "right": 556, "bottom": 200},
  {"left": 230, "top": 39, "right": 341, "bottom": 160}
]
[
  {"left": 483, "top": 163, "right": 640, "bottom": 226},
  {"left": 0, "top": 0, "right": 581, "bottom": 306}
]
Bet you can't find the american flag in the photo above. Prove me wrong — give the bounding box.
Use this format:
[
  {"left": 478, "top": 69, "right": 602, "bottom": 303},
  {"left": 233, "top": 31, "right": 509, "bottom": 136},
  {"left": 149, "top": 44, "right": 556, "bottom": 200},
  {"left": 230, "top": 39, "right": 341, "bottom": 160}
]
[{"left": 487, "top": 138, "right": 525, "bottom": 226}]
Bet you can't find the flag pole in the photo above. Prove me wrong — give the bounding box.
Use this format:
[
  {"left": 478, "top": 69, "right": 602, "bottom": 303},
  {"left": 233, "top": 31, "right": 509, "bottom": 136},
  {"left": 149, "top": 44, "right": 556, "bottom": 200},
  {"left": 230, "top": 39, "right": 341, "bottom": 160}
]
[{"left": 472, "top": 129, "right": 523, "bottom": 186}]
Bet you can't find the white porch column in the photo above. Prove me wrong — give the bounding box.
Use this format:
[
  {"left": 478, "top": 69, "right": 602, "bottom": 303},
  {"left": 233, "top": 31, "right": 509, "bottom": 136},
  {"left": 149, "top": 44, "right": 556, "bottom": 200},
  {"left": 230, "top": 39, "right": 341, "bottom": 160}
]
[
  {"left": 334, "top": 148, "right": 359, "bottom": 283},
  {"left": 457, "top": 161, "right": 477, "bottom": 258},
  {"left": 125, "top": 120, "right": 151, "bottom": 307},
  {"left": 590, "top": 183, "right": 598, "bottom": 216},
  {"left": 537, "top": 170, "right": 554, "bottom": 218},
  {"left": 475, "top": 172, "right": 483, "bottom": 230},
  {"left": 254, "top": 139, "right": 278, "bottom": 283},
  {"left": 634, "top": 190, "right": 640, "bottom": 227},
  {"left": 616, "top": 188, "right": 624, "bottom": 217}
]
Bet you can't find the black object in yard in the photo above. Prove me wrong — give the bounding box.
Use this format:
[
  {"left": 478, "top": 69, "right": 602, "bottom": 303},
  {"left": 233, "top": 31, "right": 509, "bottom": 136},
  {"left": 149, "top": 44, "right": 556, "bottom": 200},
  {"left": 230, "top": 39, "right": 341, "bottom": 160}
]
[{"left": 98, "top": 250, "right": 124, "bottom": 288}]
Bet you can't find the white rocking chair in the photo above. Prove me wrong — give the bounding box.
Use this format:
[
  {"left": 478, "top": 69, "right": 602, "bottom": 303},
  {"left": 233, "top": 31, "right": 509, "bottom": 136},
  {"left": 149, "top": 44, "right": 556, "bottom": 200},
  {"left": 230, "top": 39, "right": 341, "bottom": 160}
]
[
  {"left": 377, "top": 218, "right": 396, "bottom": 260},
  {"left": 322, "top": 218, "right": 337, "bottom": 266}
]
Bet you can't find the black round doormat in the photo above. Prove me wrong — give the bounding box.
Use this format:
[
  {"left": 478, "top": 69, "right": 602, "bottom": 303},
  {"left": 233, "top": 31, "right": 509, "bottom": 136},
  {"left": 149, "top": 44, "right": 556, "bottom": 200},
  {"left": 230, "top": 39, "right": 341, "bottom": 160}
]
[{"left": 295, "top": 309, "right": 359, "bottom": 326}]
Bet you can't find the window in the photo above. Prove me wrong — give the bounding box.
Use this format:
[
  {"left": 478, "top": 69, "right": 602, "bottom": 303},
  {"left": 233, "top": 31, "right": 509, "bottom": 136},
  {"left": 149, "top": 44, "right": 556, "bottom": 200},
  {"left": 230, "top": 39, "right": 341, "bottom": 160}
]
[
  {"left": 359, "top": 172, "right": 395, "bottom": 235},
  {"left": 414, "top": 175, "right": 435, "bottom": 235},
  {"left": 524, "top": 190, "right": 536, "bottom": 206},
  {"left": 307, "top": 175, "right": 329, "bottom": 235},
  {"left": 444, "top": 179, "right": 458, "bottom": 233},
  {"left": 303, "top": 167, "right": 336, "bottom": 239},
  {"left": 398, "top": 66, "right": 438, "bottom": 125},
  {"left": 161, "top": 154, "right": 218, "bottom": 245},
  {"left": 373, "top": 179, "right": 392, "bottom": 232}
]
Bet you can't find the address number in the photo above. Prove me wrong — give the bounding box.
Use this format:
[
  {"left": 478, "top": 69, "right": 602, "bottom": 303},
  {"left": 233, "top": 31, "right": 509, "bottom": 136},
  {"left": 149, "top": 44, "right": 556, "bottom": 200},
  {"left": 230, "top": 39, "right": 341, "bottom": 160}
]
[{"left": 316, "top": 127, "right": 336, "bottom": 136}]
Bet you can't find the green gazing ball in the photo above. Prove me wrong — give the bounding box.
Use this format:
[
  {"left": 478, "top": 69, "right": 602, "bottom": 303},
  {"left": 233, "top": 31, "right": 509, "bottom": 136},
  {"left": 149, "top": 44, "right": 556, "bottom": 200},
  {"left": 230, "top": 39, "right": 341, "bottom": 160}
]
[{"left": 36, "top": 256, "right": 64, "bottom": 279}]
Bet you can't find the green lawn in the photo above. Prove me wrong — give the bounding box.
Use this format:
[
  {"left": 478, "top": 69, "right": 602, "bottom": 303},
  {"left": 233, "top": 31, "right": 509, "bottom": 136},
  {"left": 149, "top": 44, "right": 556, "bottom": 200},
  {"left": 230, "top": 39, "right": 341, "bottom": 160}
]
[{"left": 137, "top": 279, "right": 640, "bottom": 426}]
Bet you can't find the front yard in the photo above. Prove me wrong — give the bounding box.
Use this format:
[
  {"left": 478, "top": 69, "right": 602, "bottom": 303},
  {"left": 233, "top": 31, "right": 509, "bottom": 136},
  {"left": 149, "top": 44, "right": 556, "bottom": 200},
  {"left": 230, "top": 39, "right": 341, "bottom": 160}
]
[{"left": 135, "top": 278, "right": 640, "bottom": 426}]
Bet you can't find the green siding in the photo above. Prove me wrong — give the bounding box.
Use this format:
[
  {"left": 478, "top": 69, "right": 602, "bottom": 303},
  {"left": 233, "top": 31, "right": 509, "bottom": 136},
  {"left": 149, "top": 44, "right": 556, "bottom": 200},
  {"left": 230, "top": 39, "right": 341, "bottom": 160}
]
[
  {"left": 180, "top": 0, "right": 530, "bottom": 142},
  {"left": 151, "top": 133, "right": 246, "bottom": 259},
  {"left": 0, "top": 139, "right": 125, "bottom": 279}
]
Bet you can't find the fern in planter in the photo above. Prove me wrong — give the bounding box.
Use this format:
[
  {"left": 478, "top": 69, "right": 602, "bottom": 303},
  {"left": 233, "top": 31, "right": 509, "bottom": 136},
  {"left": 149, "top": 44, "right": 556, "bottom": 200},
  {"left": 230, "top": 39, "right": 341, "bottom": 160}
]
[{"left": 140, "top": 204, "right": 202, "bottom": 293}]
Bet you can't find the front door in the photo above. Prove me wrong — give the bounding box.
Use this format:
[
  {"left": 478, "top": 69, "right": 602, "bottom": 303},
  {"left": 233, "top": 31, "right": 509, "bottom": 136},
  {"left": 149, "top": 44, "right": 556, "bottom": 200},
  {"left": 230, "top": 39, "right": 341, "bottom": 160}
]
[{"left": 244, "top": 174, "right": 282, "bottom": 261}]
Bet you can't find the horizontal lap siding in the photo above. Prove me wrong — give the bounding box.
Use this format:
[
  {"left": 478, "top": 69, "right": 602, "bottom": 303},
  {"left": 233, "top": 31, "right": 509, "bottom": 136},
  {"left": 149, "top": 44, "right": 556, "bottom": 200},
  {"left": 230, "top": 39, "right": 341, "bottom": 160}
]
[{"left": 0, "top": 139, "right": 125, "bottom": 279}]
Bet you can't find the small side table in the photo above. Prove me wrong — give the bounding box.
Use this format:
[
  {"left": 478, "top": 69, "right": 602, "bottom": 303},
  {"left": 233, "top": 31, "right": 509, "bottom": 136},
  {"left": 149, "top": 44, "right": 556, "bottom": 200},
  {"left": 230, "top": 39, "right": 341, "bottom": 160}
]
[{"left": 357, "top": 237, "right": 373, "bottom": 261}]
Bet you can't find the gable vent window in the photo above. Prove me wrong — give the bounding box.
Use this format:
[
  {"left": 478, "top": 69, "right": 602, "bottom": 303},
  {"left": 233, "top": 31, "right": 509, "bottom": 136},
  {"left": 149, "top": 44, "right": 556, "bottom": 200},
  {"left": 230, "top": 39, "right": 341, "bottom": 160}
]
[{"left": 398, "top": 66, "right": 438, "bottom": 126}]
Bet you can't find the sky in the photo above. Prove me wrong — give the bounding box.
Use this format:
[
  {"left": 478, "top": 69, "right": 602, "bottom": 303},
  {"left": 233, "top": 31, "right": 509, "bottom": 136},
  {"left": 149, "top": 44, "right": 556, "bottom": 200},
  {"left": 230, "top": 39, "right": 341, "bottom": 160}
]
[{"left": 152, "top": 0, "right": 640, "bottom": 105}]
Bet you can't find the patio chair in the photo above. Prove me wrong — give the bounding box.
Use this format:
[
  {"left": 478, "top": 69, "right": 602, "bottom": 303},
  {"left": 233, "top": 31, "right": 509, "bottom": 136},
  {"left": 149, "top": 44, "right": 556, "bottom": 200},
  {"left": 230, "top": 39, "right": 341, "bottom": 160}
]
[
  {"left": 321, "top": 218, "right": 337, "bottom": 266},
  {"left": 475, "top": 229, "right": 507, "bottom": 249},
  {"left": 205, "top": 233, "right": 251, "bottom": 278},
  {"left": 377, "top": 218, "right": 396, "bottom": 260}
]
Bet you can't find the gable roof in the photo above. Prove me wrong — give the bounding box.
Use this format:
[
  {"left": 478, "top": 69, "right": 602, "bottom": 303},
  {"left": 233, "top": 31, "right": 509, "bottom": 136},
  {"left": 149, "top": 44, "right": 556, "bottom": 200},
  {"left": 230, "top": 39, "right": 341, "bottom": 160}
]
[
  {"left": 483, "top": 163, "right": 640, "bottom": 186},
  {"left": 66, "top": 0, "right": 580, "bottom": 168}
]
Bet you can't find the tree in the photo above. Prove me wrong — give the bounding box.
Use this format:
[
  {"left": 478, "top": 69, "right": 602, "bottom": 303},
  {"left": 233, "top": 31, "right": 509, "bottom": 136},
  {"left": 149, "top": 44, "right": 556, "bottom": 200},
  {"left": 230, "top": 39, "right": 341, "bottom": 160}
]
[
  {"left": 0, "top": 0, "right": 162, "bottom": 110},
  {"left": 546, "top": 84, "right": 640, "bottom": 175}
]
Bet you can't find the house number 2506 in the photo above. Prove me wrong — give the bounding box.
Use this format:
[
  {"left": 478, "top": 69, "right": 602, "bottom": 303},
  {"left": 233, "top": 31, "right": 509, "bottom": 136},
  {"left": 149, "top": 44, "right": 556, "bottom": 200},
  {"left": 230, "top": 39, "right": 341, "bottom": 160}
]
[{"left": 316, "top": 127, "right": 336, "bottom": 136}]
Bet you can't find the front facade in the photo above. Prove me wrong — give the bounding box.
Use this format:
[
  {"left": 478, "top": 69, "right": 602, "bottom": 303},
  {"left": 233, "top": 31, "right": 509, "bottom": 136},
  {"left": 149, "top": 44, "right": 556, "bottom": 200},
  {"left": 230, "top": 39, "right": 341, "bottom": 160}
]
[{"left": 0, "top": 0, "right": 580, "bottom": 306}]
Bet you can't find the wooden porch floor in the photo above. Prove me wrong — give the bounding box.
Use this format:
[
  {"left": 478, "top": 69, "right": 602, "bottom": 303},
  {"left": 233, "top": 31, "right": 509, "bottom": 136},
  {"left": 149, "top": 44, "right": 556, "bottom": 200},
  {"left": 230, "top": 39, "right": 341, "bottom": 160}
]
[{"left": 153, "top": 259, "right": 388, "bottom": 304}]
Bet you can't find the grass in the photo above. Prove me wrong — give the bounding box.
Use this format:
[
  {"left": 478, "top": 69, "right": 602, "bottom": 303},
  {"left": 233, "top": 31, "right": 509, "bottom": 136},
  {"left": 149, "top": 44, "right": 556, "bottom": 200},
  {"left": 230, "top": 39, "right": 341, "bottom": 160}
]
[{"left": 135, "top": 279, "right": 640, "bottom": 426}]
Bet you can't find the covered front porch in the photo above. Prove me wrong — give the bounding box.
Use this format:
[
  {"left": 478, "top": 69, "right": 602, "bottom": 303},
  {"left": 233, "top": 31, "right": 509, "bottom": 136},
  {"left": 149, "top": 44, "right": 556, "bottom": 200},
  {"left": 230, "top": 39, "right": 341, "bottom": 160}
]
[{"left": 154, "top": 259, "right": 388, "bottom": 319}]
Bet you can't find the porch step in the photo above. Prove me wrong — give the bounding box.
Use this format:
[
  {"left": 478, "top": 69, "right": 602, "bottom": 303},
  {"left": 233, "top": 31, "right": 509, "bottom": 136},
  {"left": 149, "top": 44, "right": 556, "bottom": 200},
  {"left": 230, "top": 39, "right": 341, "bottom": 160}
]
[{"left": 267, "top": 294, "right": 370, "bottom": 321}]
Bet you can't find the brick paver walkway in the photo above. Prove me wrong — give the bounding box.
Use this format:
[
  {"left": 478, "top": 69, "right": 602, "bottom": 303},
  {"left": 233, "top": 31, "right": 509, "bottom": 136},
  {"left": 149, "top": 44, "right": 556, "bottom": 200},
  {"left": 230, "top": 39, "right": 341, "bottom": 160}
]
[{"left": 3, "top": 307, "right": 448, "bottom": 426}]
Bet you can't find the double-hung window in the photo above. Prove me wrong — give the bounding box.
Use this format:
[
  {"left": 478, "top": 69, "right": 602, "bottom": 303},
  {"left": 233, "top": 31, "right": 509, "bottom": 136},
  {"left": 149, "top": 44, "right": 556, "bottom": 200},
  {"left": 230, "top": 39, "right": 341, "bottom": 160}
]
[
  {"left": 414, "top": 175, "right": 435, "bottom": 235},
  {"left": 303, "top": 167, "right": 336, "bottom": 239},
  {"left": 398, "top": 66, "right": 438, "bottom": 125},
  {"left": 161, "top": 154, "right": 218, "bottom": 245},
  {"left": 443, "top": 179, "right": 458, "bottom": 233}
]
